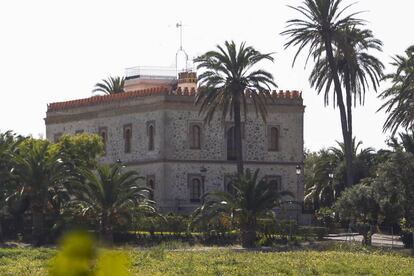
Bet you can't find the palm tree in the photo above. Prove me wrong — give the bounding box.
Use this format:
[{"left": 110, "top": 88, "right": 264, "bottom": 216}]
[
  {"left": 304, "top": 138, "right": 375, "bottom": 209},
  {"left": 282, "top": 0, "right": 366, "bottom": 187},
  {"left": 378, "top": 45, "right": 414, "bottom": 135},
  {"left": 93, "top": 76, "right": 125, "bottom": 95},
  {"left": 0, "top": 131, "right": 22, "bottom": 186},
  {"left": 310, "top": 27, "right": 383, "bottom": 141},
  {"left": 190, "top": 169, "right": 292, "bottom": 248},
  {"left": 194, "top": 41, "right": 276, "bottom": 176},
  {"left": 304, "top": 149, "right": 337, "bottom": 209},
  {"left": 69, "top": 164, "right": 156, "bottom": 244},
  {"left": 329, "top": 138, "right": 375, "bottom": 189},
  {"left": 0, "top": 131, "right": 23, "bottom": 241},
  {"left": 329, "top": 137, "right": 375, "bottom": 161},
  {"left": 12, "top": 139, "right": 67, "bottom": 245}
]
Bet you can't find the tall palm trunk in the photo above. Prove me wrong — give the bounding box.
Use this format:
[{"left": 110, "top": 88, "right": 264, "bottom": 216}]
[
  {"left": 344, "top": 71, "right": 354, "bottom": 186},
  {"left": 233, "top": 95, "right": 244, "bottom": 176},
  {"left": 324, "top": 38, "right": 354, "bottom": 187},
  {"left": 100, "top": 211, "right": 113, "bottom": 245},
  {"left": 0, "top": 217, "right": 3, "bottom": 243},
  {"left": 31, "top": 201, "right": 45, "bottom": 246},
  {"left": 241, "top": 216, "right": 256, "bottom": 248}
]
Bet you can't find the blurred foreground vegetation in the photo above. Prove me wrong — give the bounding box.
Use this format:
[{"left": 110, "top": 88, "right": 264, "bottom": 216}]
[{"left": 0, "top": 242, "right": 412, "bottom": 275}]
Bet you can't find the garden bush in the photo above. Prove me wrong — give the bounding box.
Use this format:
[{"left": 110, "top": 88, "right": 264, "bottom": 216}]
[
  {"left": 399, "top": 218, "right": 414, "bottom": 249},
  {"left": 133, "top": 213, "right": 190, "bottom": 234},
  {"left": 315, "top": 207, "right": 336, "bottom": 230},
  {"left": 113, "top": 231, "right": 239, "bottom": 247},
  {"left": 400, "top": 230, "right": 413, "bottom": 248},
  {"left": 298, "top": 226, "right": 328, "bottom": 240}
]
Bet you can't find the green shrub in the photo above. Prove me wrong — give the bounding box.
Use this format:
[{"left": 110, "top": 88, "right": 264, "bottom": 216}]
[
  {"left": 257, "top": 218, "right": 277, "bottom": 235},
  {"left": 399, "top": 218, "right": 414, "bottom": 249},
  {"left": 133, "top": 214, "right": 190, "bottom": 234},
  {"left": 299, "top": 226, "right": 328, "bottom": 240},
  {"left": 315, "top": 207, "right": 336, "bottom": 229}
]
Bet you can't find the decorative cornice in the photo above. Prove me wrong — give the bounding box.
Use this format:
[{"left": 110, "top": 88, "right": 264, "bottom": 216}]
[
  {"left": 47, "top": 86, "right": 303, "bottom": 112},
  {"left": 121, "top": 158, "right": 304, "bottom": 167},
  {"left": 44, "top": 101, "right": 305, "bottom": 125}
]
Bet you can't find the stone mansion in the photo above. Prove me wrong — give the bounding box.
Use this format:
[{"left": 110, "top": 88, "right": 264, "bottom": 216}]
[{"left": 45, "top": 68, "right": 305, "bottom": 215}]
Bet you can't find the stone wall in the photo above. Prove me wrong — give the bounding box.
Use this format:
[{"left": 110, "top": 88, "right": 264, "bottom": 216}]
[
  {"left": 45, "top": 93, "right": 305, "bottom": 212},
  {"left": 163, "top": 108, "right": 303, "bottom": 163}
]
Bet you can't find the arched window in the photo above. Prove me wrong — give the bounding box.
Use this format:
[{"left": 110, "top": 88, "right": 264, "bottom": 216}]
[
  {"left": 148, "top": 178, "right": 155, "bottom": 200},
  {"left": 227, "top": 126, "right": 236, "bottom": 160},
  {"left": 269, "top": 179, "right": 280, "bottom": 192},
  {"left": 101, "top": 131, "right": 106, "bottom": 143},
  {"left": 191, "top": 124, "right": 201, "bottom": 149},
  {"left": 267, "top": 176, "right": 282, "bottom": 193},
  {"left": 148, "top": 124, "right": 154, "bottom": 151},
  {"left": 224, "top": 175, "right": 235, "bottom": 195},
  {"left": 53, "top": 133, "right": 62, "bottom": 143},
  {"left": 190, "top": 178, "right": 201, "bottom": 202},
  {"left": 124, "top": 125, "right": 132, "bottom": 153},
  {"left": 98, "top": 127, "right": 107, "bottom": 155},
  {"left": 269, "top": 127, "right": 279, "bottom": 151}
]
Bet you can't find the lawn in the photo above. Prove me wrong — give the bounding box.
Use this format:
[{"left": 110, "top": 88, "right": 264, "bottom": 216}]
[{"left": 0, "top": 244, "right": 413, "bottom": 275}]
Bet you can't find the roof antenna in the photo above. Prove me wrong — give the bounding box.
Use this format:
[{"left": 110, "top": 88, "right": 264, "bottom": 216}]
[{"left": 175, "top": 21, "right": 188, "bottom": 74}]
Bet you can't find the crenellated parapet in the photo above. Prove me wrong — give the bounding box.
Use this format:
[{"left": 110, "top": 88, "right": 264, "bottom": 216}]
[
  {"left": 177, "top": 72, "right": 197, "bottom": 84},
  {"left": 47, "top": 86, "right": 302, "bottom": 112},
  {"left": 171, "top": 86, "right": 197, "bottom": 96},
  {"left": 271, "top": 90, "right": 302, "bottom": 99}
]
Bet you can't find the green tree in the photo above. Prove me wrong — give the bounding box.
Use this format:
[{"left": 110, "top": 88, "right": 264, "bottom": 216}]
[
  {"left": 378, "top": 45, "right": 414, "bottom": 135},
  {"left": 304, "top": 138, "right": 374, "bottom": 210},
  {"left": 0, "top": 131, "right": 23, "bottom": 241},
  {"left": 372, "top": 150, "right": 414, "bottom": 226},
  {"left": 310, "top": 28, "right": 383, "bottom": 109},
  {"left": 388, "top": 131, "right": 414, "bottom": 154},
  {"left": 12, "top": 139, "right": 68, "bottom": 245},
  {"left": 194, "top": 41, "right": 276, "bottom": 176},
  {"left": 304, "top": 149, "right": 336, "bottom": 209},
  {"left": 190, "top": 169, "right": 292, "bottom": 248},
  {"left": 329, "top": 138, "right": 375, "bottom": 188},
  {"left": 69, "top": 164, "right": 155, "bottom": 244},
  {"left": 0, "top": 131, "right": 22, "bottom": 191},
  {"left": 51, "top": 133, "right": 104, "bottom": 169},
  {"left": 282, "top": 0, "right": 371, "bottom": 187},
  {"left": 0, "top": 131, "right": 22, "bottom": 185},
  {"left": 50, "top": 134, "right": 104, "bottom": 237},
  {"left": 310, "top": 28, "right": 383, "bottom": 167},
  {"left": 93, "top": 76, "right": 125, "bottom": 95},
  {"left": 335, "top": 181, "right": 379, "bottom": 245},
  {"left": 8, "top": 134, "right": 102, "bottom": 245}
]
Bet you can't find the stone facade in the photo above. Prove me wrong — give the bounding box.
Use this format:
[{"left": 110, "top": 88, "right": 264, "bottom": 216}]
[{"left": 45, "top": 72, "right": 305, "bottom": 216}]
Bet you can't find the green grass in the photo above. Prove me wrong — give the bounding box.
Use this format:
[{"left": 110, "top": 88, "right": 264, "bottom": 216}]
[
  {"left": 0, "top": 248, "right": 56, "bottom": 276},
  {"left": 0, "top": 245, "right": 412, "bottom": 275}
]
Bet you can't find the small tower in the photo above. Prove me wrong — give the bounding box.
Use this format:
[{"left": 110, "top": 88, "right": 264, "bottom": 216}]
[
  {"left": 175, "top": 21, "right": 197, "bottom": 92},
  {"left": 177, "top": 71, "right": 197, "bottom": 92}
]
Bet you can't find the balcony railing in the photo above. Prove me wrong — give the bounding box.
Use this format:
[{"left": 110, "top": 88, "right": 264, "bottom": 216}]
[{"left": 125, "top": 66, "right": 177, "bottom": 80}]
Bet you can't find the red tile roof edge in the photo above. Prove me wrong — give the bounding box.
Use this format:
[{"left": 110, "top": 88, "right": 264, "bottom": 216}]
[
  {"left": 47, "top": 86, "right": 172, "bottom": 111},
  {"left": 47, "top": 87, "right": 302, "bottom": 112}
]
